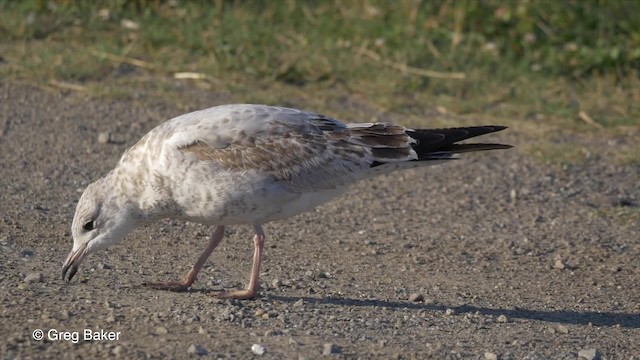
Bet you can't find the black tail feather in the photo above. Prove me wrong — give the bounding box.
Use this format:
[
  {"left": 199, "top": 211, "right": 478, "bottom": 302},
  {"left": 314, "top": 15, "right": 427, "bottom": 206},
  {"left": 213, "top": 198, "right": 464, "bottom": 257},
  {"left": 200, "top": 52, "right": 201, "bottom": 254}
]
[
  {"left": 370, "top": 125, "right": 511, "bottom": 167},
  {"left": 408, "top": 126, "right": 511, "bottom": 160}
]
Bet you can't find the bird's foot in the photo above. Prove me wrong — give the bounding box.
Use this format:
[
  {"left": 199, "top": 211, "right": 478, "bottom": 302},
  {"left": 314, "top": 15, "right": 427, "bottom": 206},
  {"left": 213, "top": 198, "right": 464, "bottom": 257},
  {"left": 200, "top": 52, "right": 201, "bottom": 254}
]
[
  {"left": 143, "top": 280, "right": 192, "bottom": 292},
  {"left": 213, "top": 288, "right": 257, "bottom": 300}
]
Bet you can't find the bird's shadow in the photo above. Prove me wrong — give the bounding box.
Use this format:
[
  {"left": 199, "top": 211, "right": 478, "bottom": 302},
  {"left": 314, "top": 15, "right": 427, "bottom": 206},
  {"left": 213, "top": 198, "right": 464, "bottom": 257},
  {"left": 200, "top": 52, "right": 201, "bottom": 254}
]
[
  {"left": 119, "top": 283, "right": 639, "bottom": 329},
  {"left": 266, "top": 295, "right": 640, "bottom": 329}
]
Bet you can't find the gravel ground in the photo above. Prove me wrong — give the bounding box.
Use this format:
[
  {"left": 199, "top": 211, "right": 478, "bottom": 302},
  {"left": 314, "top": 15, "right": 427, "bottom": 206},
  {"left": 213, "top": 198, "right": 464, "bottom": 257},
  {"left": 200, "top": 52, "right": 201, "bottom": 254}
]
[{"left": 0, "top": 81, "right": 639, "bottom": 359}]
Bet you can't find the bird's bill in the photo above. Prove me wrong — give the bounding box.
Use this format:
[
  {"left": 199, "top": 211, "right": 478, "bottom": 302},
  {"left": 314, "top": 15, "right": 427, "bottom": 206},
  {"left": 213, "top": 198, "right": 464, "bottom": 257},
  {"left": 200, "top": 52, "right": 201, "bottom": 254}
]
[{"left": 61, "top": 243, "right": 88, "bottom": 282}]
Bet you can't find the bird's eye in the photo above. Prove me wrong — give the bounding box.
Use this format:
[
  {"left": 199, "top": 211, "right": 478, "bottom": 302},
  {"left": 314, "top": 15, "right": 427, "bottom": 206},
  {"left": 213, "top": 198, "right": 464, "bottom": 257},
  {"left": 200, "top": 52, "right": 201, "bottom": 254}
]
[{"left": 83, "top": 220, "right": 95, "bottom": 231}]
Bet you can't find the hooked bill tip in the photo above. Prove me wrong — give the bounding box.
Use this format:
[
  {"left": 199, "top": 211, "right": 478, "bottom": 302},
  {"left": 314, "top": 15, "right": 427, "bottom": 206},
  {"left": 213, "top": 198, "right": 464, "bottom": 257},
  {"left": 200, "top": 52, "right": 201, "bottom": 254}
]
[
  {"left": 61, "top": 263, "right": 72, "bottom": 282},
  {"left": 62, "top": 265, "right": 78, "bottom": 283}
]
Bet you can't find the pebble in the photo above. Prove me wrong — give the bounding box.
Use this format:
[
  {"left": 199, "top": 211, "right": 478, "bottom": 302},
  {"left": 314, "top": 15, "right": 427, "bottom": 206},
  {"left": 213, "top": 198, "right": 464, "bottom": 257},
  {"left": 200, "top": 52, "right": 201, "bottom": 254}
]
[
  {"left": 293, "top": 299, "right": 304, "bottom": 307},
  {"left": 578, "top": 348, "right": 600, "bottom": 360},
  {"left": 445, "top": 308, "right": 455, "bottom": 315},
  {"left": 408, "top": 293, "right": 424, "bottom": 302},
  {"left": 323, "top": 343, "right": 341, "bottom": 355},
  {"left": 24, "top": 272, "right": 43, "bottom": 283},
  {"left": 155, "top": 326, "right": 168, "bottom": 335},
  {"left": 197, "top": 326, "right": 207, "bottom": 335},
  {"left": 21, "top": 250, "right": 34, "bottom": 258},
  {"left": 61, "top": 309, "right": 70, "bottom": 320},
  {"left": 188, "top": 344, "right": 208, "bottom": 356},
  {"left": 98, "top": 132, "right": 112, "bottom": 144},
  {"left": 112, "top": 345, "right": 124, "bottom": 356},
  {"left": 497, "top": 315, "right": 508, "bottom": 323},
  {"left": 554, "top": 259, "right": 566, "bottom": 270},
  {"left": 251, "top": 343, "right": 266, "bottom": 355},
  {"left": 272, "top": 278, "right": 283, "bottom": 288},
  {"left": 485, "top": 352, "right": 498, "bottom": 360},
  {"left": 557, "top": 324, "right": 569, "bottom": 334},
  {"left": 255, "top": 309, "right": 266, "bottom": 317}
]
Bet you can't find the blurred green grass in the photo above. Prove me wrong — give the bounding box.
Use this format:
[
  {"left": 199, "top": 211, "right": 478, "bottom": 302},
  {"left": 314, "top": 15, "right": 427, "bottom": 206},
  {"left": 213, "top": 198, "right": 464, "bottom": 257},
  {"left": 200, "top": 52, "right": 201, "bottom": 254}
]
[{"left": 1, "top": 0, "right": 639, "bottom": 142}]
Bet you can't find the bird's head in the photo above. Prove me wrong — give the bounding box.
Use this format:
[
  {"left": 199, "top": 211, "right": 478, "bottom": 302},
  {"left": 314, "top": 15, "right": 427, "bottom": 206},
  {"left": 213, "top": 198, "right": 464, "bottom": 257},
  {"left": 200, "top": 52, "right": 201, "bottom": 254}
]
[{"left": 62, "top": 177, "right": 137, "bottom": 282}]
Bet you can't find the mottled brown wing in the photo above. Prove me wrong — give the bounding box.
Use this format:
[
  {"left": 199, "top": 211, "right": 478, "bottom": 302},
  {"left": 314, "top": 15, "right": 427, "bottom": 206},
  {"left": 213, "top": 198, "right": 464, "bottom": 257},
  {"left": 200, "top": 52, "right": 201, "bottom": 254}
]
[{"left": 178, "top": 131, "right": 370, "bottom": 191}]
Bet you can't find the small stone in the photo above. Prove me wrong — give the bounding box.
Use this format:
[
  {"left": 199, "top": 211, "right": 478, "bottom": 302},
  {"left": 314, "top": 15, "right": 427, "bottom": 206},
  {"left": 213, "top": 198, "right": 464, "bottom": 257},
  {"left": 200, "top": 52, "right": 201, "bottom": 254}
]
[
  {"left": 557, "top": 324, "right": 569, "bottom": 334},
  {"left": 197, "top": 326, "right": 207, "bottom": 335},
  {"left": 155, "top": 326, "right": 168, "bottom": 335},
  {"left": 293, "top": 299, "right": 304, "bottom": 307},
  {"left": 187, "top": 344, "right": 207, "bottom": 356},
  {"left": 509, "top": 189, "right": 517, "bottom": 202},
  {"left": 445, "top": 308, "right": 455, "bottom": 315},
  {"left": 578, "top": 348, "right": 600, "bottom": 360},
  {"left": 497, "top": 315, "right": 508, "bottom": 323},
  {"left": 17, "top": 283, "right": 28, "bottom": 290},
  {"left": 554, "top": 259, "right": 566, "bottom": 270},
  {"left": 424, "top": 298, "right": 435, "bottom": 305},
  {"left": 21, "top": 250, "right": 34, "bottom": 258},
  {"left": 323, "top": 343, "right": 341, "bottom": 355},
  {"left": 251, "top": 343, "right": 266, "bottom": 355},
  {"left": 408, "top": 293, "right": 424, "bottom": 302},
  {"left": 112, "top": 345, "right": 124, "bottom": 356},
  {"left": 485, "top": 352, "right": 498, "bottom": 360},
  {"left": 97, "top": 132, "right": 111, "bottom": 144},
  {"left": 60, "top": 310, "right": 70, "bottom": 320},
  {"left": 106, "top": 313, "right": 116, "bottom": 323},
  {"left": 272, "top": 278, "right": 283, "bottom": 288},
  {"left": 255, "top": 309, "right": 266, "bottom": 317},
  {"left": 24, "top": 272, "right": 43, "bottom": 283},
  {"left": 98, "top": 263, "right": 112, "bottom": 270}
]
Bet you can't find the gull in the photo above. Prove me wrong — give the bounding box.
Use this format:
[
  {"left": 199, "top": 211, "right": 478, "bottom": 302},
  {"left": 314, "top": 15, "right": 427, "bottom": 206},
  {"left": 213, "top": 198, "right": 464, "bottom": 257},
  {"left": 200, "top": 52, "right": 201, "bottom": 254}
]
[{"left": 62, "top": 104, "right": 511, "bottom": 299}]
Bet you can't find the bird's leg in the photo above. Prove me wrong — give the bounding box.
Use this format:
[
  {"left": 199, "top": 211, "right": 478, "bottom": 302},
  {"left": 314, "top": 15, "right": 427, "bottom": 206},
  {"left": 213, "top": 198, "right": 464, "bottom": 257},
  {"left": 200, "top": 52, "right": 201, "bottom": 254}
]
[
  {"left": 145, "top": 225, "right": 225, "bottom": 291},
  {"left": 216, "top": 224, "right": 265, "bottom": 299}
]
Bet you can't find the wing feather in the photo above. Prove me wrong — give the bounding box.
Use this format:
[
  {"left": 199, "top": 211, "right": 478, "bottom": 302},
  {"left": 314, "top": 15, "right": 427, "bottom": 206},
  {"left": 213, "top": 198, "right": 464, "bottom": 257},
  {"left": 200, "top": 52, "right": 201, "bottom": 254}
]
[{"left": 178, "top": 124, "right": 370, "bottom": 190}]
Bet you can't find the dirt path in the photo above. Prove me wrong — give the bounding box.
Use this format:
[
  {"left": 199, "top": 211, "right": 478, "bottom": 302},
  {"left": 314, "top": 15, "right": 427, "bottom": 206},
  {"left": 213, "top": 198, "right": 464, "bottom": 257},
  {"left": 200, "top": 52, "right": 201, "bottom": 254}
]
[{"left": 1, "top": 81, "right": 638, "bottom": 359}]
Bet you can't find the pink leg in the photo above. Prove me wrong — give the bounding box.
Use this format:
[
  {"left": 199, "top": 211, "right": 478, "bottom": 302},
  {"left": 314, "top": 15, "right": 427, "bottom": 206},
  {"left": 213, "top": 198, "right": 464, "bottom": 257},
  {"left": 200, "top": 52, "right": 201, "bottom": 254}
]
[
  {"left": 146, "top": 226, "right": 225, "bottom": 291},
  {"left": 216, "top": 224, "right": 265, "bottom": 299}
]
